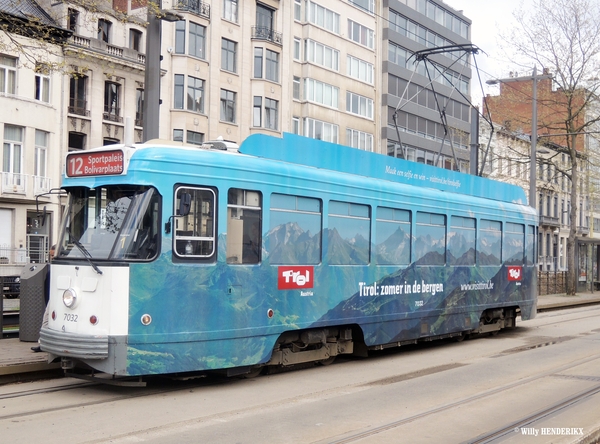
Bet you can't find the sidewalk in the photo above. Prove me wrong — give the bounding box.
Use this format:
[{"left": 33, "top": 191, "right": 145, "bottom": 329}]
[{"left": 2, "top": 292, "right": 600, "bottom": 383}]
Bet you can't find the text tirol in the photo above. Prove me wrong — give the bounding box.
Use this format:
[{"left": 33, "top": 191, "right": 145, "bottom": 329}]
[{"left": 67, "top": 150, "right": 124, "bottom": 177}]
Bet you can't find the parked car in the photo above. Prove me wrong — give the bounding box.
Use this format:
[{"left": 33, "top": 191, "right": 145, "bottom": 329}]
[{"left": 2, "top": 276, "right": 20, "bottom": 298}]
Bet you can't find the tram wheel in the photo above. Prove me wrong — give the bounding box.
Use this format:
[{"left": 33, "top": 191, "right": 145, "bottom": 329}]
[
  {"left": 318, "top": 356, "right": 336, "bottom": 366},
  {"left": 243, "top": 367, "right": 263, "bottom": 378}
]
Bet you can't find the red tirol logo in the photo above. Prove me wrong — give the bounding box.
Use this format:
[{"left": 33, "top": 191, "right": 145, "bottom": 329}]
[
  {"left": 507, "top": 266, "right": 522, "bottom": 281},
  {"left": 278, "top": 266, "right": 314, "bottom": 290}
]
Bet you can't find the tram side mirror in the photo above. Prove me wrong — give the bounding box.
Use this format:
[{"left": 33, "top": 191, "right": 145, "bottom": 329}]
[
  {"left": 165, "top": 192, "right": 192, "bottom": 234},
  {"left": 178, "top": 193, "right": 192, "bottom": 217}
]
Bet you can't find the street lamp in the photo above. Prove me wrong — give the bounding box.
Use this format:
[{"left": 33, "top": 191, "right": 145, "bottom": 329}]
[
  {"left": 486, "top": 67, "right": 552, "bottom": 208},
  {"left": 142, "top": 3, "right": 183, "bottom": 142}
]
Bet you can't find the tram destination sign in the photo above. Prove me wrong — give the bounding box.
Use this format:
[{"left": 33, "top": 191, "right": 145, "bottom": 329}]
[{"left": 66, "top": 150, "right": 124, "bottom": 177}]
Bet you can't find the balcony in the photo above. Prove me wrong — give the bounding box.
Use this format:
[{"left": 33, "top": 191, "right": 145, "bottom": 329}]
[
  {"left": 68, "top": 35, "right": 145, "bottom": 66},
  {"left": 1, "top": 173, "right": 51, "bottom": 196},
  {"left": 252, "top": 26, "right": 283, "bottom": 46},
  {"left": 539, "top": 215, "right": 560, "bottom": 228},
  {"left": 175, "top": 0, "right": 211, "bottom": 19},
  {"left": 578, "top": 226, "right": 590, "bottom": 236},
  {"left": 103, "top": 107, "right": 123, "bottom": 123},
  {"left": 68, "top": 99, "right": 90, "bottom": 117}
]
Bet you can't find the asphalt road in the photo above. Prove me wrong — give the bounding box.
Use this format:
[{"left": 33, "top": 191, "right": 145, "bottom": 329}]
[{"left": 1, "top": 305, "right": 600, "bottom": 444}]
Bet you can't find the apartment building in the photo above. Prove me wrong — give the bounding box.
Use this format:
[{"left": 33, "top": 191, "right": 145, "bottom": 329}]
[
  {"left": 478, "top": 119, "right": 590, "bottom": 273},
  {"left": 0, "top": 0, "right": 70, "bottom": 274},
  {"left": 382, "top": 0, "right": 472, "bottom": 171},
  {"left": 155, "top": 0, "right": 380, "bottom": 149}
]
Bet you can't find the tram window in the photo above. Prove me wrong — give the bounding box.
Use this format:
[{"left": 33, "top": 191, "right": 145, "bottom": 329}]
[
  {"left": 173, "top": 187, "right": 216, "bottom": 259},
  {"left": 525, "top": 225, "right": 536, "bottom": 266},
  {"left": 415, "top": 212, "right": 445, "bottom": 265},
  {"left": 478, "top": 219, "right": 502, "bottom": 265},
  {"left": 226, "top": 188, "right": 262, "bottom": 264},
  {"left": 449, "top": 216, "right": 475, "bottom": 266},
  {"left": 327, "top": 201, "right": 370, "bottom": 265},
  {"left": 504, "top": 222, "right": 525, "bottom": 264},
  {"left": 269, "top": 194, "right": 322, "bottom": 264},
  {"left": 375, "top": 207, "right": 410, "bottom": 265}
]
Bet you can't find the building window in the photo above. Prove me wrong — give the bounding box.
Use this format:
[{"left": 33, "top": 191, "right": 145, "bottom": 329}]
[
  {"left": 34, "top": 130, "right": 48, "bottom": 179},
  {"left": 346, "top": 128, "right": 373, "bottom": 151},
  {"left": 98, "top": 19, "right": 111, "bottom": 43},
  {"left": 34, "top": 68, "right": 50, "bottom": 103},
  {"left": 305, "top": 39, "right": 339, "bottom": 71},
  {"left": 294, "top": 0, "right": 301, "bottom": 21},
  {"left": 173, "top": 129, "right": 184, "bottom": 142},
  {"left": 254, "top": 47, "right": 263, "bottom": 78},
  {"left": 220, "top": 89, "right": 236, "bottom": 123},
  {"left": 346, "top": 92, "right": 373, "bottom": 119},
  {"left": 174, "top": 74, "right": 184, "bottom": 109},
  {"left": 68, "top": 132, "right": 85, "bottom": 151},
  {"left": 307, "top": 2, "right": 339, "bottom": 34},
  {"left": 265, "top": 49, "right": 279, "bottom": 82},
  {"left": 348, "top": 20, "right": 374, "bottom": 49},
  {"left": 189, "top": 22, "right": 206, "bottom": 59},
  {"left": 223, "top": 0, "right": 238, "bottom": 22},
  {"left": 0, "top": 55, "right": 17, "bottom": 95},
  {"left": 187, "top": 76, "right": 204, "bottom": 113},
  {"left": 129, "top": 29, "right": 142, "bottom": 51},
  {"left": 293, "top": 37, "right": 301, "bottom": 60},
  {"left": 69, "top": 74, "right": 87, "bottom": 115},
  {"left": 293, "top": 76, "right": 300, "bottom": 100},
  {"left": 256, "top": 3, "right": 274, "bottom": 31},
  {"left": 67, "top": 8, "right": 79, "bottom": 32},
  {"left": 187, "top": 130, "right": 204, "bottom": 145},
  {"left": 350, "top": 0, "right": 374, "bottom": 14},
  {"left": 175, "top": 21, "right": 186, "bottom": 54},
  {"left": 304, "top": 78, "right": 339, "bottom": 108},
  {"left": 103, "top": 81, "right": 120, "bottom": 121},
  {"left": 135, "top": 88, "right": 144, "bottom": 127},
  {"left": 303, "top": 118, "right": 338, "bottom": 143},
  {"left": 3, "top": 125, "right": 23, "bottom": 176},
  {"left": 254, "top": 47, "right": 279, "bottom": 82},
  {"left": 253, "top": 96, "right": 262, "bottom": 127},
  {"left": 221, "top": 38, "right": 237, "bottom": 73},
  {"left": 292, "top": 117, "right": 300, "bottom": 134},
  {"left": 265, "top": 98, "right": 278, "bottom": 130},
  {"left": 347, "top": 55, "right": 373, "bottom": 84}
]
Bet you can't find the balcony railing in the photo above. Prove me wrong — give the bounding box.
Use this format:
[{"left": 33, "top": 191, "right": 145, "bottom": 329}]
[
  {"left": 251, "top": 26, "right": 283, "bottom": 45},
  {"left": 539, "top": 215, "right": 560, "bottom": 228},
  {"left": 68, "top": 35, "right": 144, "bottom": 65},
  {"left": 103, "top": 107, "right": 123, "bottom": 123},
  {"left": 1, "top": 172, "right": 26, "bottom": 194},
  {"left": 33, "top": 176, "right": 51, "bottom": 195},
  {"left": 175, "top": 0, "right": 211, "bottom": 19}
]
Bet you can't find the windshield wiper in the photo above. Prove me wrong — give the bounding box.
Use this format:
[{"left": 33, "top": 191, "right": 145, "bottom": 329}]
[{"left": 68, "top": 228, "right": 103, "bottom": 275}]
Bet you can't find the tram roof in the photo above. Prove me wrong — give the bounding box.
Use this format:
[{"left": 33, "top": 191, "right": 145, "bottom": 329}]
[{"left": 238, "top": 133, "right": 529, "bottom": 205}]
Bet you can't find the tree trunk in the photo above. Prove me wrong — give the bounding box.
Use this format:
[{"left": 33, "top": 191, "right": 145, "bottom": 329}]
[{"left": 566, "top": 148, "right": 578, "bottom": 295}]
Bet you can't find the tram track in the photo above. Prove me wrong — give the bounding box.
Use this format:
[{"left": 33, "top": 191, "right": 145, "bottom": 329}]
[
  {"left": 322, "top": 352, "right": 600, "bottom": 444},
  {"left": 2, "top": 303, "right": 599, "bottom": 442}
]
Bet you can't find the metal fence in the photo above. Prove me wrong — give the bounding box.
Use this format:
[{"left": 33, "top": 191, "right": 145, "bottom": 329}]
[{"left": 538, "top": 271, "right": 567, "bottom": 295}]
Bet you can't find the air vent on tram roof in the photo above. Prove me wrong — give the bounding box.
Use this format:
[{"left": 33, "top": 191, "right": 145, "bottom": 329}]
[{"left": 201, "top": 138, "right": 239, "bottom": 152}]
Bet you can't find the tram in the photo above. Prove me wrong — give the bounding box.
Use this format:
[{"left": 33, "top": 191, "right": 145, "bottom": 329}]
[{"left": 40, "top": 132, "right": 537, "bottom": 378}]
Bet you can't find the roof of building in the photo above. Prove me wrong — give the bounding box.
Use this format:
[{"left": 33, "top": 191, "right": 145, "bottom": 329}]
[{"left": 0, "top": 0, "right": 59, "bottom": 27}]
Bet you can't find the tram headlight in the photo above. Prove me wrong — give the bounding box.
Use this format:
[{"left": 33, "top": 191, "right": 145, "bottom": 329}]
[{"left": 63, "top": 288, "right": 78, "bottom": 308}]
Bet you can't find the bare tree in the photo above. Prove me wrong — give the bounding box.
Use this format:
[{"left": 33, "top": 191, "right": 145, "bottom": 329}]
[{"left": 493, "top": 0, "right": 600, "bottom": 295}]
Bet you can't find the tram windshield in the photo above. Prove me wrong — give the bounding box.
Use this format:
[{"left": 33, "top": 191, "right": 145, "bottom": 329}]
[{"left": 56, "top": 186, "right": 160, "bottom": 261}]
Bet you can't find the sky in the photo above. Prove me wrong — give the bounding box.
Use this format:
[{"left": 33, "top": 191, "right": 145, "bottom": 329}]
[{"left": 443, "top": 0, "right": 533, "bottom": 104}]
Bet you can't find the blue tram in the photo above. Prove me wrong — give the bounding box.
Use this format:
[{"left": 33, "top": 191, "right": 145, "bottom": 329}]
[{"left": 40, "top": 133, "right": 537, "bottom": 377}]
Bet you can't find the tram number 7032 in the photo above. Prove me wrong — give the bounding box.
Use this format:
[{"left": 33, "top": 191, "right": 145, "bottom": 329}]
[{"left": 64, "top": 313, "right": 79, "bottom": 322}]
